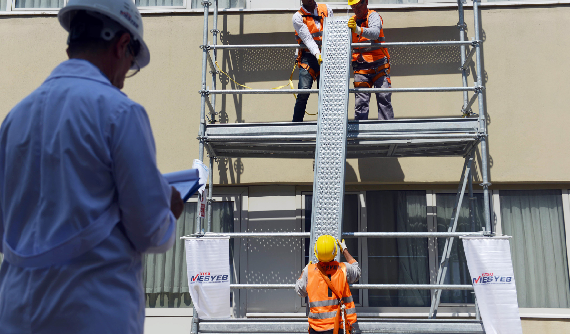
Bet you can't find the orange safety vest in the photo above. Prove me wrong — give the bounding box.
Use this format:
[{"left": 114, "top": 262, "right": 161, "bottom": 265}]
[
  {"left": 307, "top": 262, "right": 357, "bottom": 333},
  {"left": 295, "top": 4, "right": 329, "bottom": 80},
  {"left": 351, "top": 10, "right": 391, "bottom": 87}
]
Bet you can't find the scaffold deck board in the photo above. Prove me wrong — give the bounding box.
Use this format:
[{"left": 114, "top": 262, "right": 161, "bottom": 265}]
[
  {"left": 204, "top": 118, "right": 480, "bottom": 159},
  {"left": 198, "top": 318, "right": 485, "bottom": 333}
]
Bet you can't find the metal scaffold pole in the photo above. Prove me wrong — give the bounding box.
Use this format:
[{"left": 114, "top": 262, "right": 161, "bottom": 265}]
[
  {"left": 458, "top": 0, "right": 469, "bottom": 115},
  {"left": 194, "top": 3, "right": 210, "bottom": 333},
  {"left": 474, "top": 0, "right": 492, "bottom": 232},
  {"left": 207, "top": 0, "right": 219, "bottom": 234}
]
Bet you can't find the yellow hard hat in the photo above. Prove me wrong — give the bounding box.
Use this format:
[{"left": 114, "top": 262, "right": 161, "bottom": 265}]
[
  {"left": 348, "top": 0, "right": 361, "bottom": 5},
  {"left": 314, "top": 235, "right": 338, "bottom": 262}
]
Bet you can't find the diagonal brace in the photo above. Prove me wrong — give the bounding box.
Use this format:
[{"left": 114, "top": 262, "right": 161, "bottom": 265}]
[{"left": 428, "top": 151, "right": 475, "bottom": 319}]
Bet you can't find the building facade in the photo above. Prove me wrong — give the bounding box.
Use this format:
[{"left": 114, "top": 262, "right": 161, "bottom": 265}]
[{"left": 1, "top": 0, "right": 570, "bottom": 333}]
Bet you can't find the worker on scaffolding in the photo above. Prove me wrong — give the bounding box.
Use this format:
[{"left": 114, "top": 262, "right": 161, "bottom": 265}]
[
  {"left": 292, "top": 0, "right": 333, "bottom": 122},
  {"left": 348, "top": 0, "right": 394, "bottom": 120},
  {"left": 296, "top": 235, "right": 361, "bottom": 334}
]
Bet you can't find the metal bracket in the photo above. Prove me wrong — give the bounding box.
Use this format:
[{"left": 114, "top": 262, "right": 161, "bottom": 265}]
[
  {"left": 200, "top": 44, "right": 212, "bottom": 50},
  {"left": 210, "top": 29, "right": 220, "bottom": 34},
  {"left": 207, "top": 111, "right": 219, "bottom": 124},
  {"left": 474, "top": 86, "right": 485, "bottom": 94},
  {"left": 210, "top": 70, "right": 220, "bottom": 75},
  {"left": 456, "top": 22, "right": 467, "bottom": 30},
  {"left": 479, "top": 182, "right": 492, "bottom": 188},
  {"left": 201, "top": 1, "right": 212, "bottom": 6},
  {"left": 461, "top": 107, "right": 474, "bottom": 118},
  {"left": 199, "top": 89, "right": 210, "bottom": 96},
  {"left": 471, "top": 40, "right": 481, "bottom": 47},
  {"left": 207, "top": 198, "right": 216, "bottom": 204}
]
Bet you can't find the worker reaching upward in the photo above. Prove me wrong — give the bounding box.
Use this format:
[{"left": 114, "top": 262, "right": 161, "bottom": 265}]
[
  {"left": 348, "top": 0, "right": 394, "bottom": 120},
  {"left": 292, "top": 0, "right": 333, "bottom": 122},
  {"left": 296, "top": 235, "right": 361, "bottom": 334}
]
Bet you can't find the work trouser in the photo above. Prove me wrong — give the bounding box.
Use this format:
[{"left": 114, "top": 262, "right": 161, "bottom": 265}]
[
  {"left": 354, "top": 72, "right": 394, "bottom": 121},
  {"left": 292, "top": 53, "right": 320, "bottom": 122}
]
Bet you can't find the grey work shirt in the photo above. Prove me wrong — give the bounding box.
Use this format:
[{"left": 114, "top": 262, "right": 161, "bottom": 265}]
[{"left": 295, "top": 261, "right": 361, "bottom": 297}]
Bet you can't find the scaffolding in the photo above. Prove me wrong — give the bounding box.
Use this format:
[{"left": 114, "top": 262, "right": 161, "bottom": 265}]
[{"left": 190, "top": 0, "right": 491, "bottom": 333}]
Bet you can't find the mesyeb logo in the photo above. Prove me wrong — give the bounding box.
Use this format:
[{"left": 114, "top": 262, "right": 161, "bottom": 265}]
[
  {"left": 472, "top": 272, "right": 513, "bottom": 285},
  {"left": 190, "top": 272, "right": 229, "bottom": 284}
]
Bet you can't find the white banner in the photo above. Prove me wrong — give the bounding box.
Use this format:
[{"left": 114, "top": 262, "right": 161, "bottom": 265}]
[
  {"left": 462, "top": 237, "right": 523, "bottom": 334},
  {"left": 185, "top": 237, "right": 231, "bottom": 319}
]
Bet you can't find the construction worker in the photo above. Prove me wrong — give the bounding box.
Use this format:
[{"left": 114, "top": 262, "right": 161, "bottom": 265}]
[
  {"left": 348, "top": 0, "right": 394, "bottom": 120},
  {"left": 296, "top": 235, "right": 361, "bottom": 334},
  {"left": 292, "top": 0, "right": 333, "bottom": 122},
  {"left": 0, "top": 0, "right": 184, "bottom": 333}
]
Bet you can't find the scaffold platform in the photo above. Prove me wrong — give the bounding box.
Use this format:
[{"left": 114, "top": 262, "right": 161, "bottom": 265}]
[{"left": 204, "top": 118, "right": 480, "bottom": 159}]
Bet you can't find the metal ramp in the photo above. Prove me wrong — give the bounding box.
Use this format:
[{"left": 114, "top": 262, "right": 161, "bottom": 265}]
[{"left": 191, "top": 0, "right": 492, "bottom": 333}]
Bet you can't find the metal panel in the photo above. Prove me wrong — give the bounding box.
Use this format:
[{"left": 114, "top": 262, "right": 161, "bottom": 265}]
[
  {"left": 309, "top": 17, "right": 352, "bottom": 263},
  {"left": 198, "top": 319, "right": 484, "bottom": 333}
]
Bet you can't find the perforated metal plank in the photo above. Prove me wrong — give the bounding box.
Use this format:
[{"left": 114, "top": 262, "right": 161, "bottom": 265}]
[{"left": 308, "top": 17, "right": 352, "bottom": 262}]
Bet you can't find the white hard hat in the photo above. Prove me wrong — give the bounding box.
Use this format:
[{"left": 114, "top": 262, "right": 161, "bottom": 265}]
[{"left": 58, "top": 0, "right": 150, "bottom": 69}]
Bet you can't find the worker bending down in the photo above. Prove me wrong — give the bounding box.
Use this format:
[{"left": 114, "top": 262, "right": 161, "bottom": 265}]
[
  {"left": 296, "top": 235, "right": 361, "bottom": 334},
  {"left": 348, "top": 0, "right": 394, "bottom": 120},
  {"left": 292, "top": 0, "right": 333, "bottom": 122}
]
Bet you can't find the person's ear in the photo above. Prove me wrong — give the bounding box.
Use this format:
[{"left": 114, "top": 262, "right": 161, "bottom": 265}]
[{"left": 114, "top": 32, "right": 131, "bottom": 60}]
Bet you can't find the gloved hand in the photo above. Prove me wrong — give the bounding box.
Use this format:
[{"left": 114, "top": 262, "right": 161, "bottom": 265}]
[
  {"left": 337, "top": 239, "right": 347, "bottom": 253},
  {"left": 347, "top": 17, "right": 361, "bottom": 35},
  {"left": 317, "top": 54, "right": 323, "bottom": 66}
]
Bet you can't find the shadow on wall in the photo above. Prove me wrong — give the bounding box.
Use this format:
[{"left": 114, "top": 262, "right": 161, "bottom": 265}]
[
  {"left": 218, "top": 25, "right": 462, "bottom": 84},
  {"left": 345, "top": 159, "right": 405, "bottom": 183}
]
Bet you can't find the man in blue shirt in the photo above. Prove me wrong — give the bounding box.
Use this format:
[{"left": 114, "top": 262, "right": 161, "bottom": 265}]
[{"left": 0, "top": 0, "right": 184, "bottom": 333}]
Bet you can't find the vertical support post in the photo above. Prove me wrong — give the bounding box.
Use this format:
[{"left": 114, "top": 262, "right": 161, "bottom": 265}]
[
  {"left": 458, "top": 0, "right": 469, "bottom": 113},
  {"left": 207, "top": 157, "right": 214, "bottom": 232},
  {"left": 211, "top": 0, "right": 219, "bottom": 123},
  {"left": 191, "top": 308, "right": 199, "bottom": 334},
  {"left": 196, "top": 0, "right": 211, "bottom": 236},
  {"left": 473, "top": 0, "right": 492, "bottom": 232},
  {"left": 468, "top": 168, "right": 475, "bottom": 232},
  {"left": 429, "top": 152, "right": 474, "bottom": 319},
  {"left": 193, "top": 4, "right": 210, "bottom": 332},
  {"left": 205, "top": 0, "right": 218, "bottom": 234}
]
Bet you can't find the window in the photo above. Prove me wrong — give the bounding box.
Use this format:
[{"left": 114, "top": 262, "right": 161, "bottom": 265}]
[
  {"left": 1, "top": 0, "right": 7, "bottom": 11},
  {"left": 435, "top": 193, "right": 484, "bottom": 304},
  {"left": 14, "top": 0, "right": 64, "bottom": 9},
  {"left": 190, "top": 0, "right": 245, "bottom": 9},
  {"left": 144, "top": 200, "right": 236, "bottom": 308},
  {"left": 367, "top": 191, "right": 429, "bottom": 307},
  {"left": 136, "top": 0, "right": 184, "bottom": 6},
  {"left": 500, "top": 190, "right": 570, "bottom": 308}
]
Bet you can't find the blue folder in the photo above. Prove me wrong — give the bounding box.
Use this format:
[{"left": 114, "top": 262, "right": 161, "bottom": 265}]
[{"left": 163, "top": 169, "right": 202, "bottom": 202}]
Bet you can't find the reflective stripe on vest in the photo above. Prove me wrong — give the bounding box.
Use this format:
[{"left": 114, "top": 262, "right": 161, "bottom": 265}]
[
  {"left": 306, "top": 262, "right": 357, "bottom": 332},
  {"left": 351, "top": 10, "right": 390, "bottom": 64}
]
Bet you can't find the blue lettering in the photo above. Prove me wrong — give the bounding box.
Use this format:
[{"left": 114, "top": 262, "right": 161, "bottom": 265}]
[
  {"left": 506, "top": 277, "right": 512, "bottom": 282},
  {"left": 500, "top": 277, "right": 505, "bottom": 282},
  {"left": 222, "top": 275, "right": 229, "bottom": 281},
  {"left": 494, "top": 276, "right": 500, "bottom": 282},
  {"left": 198, "top": 275, "right": 203, "bottom": 281}
]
